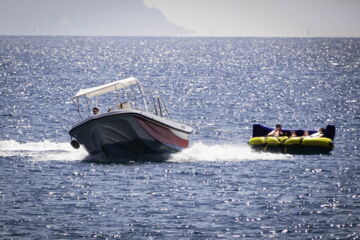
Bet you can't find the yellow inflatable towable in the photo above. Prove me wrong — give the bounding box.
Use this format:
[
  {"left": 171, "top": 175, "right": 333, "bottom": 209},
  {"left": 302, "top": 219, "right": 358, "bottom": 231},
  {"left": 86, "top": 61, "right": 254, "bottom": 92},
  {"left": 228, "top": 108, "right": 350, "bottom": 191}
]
[
  {"left": 248, "top": 124, "right": 335, "bottom": 154},
  {"left": 248, "top": 136, "right": 333, "bottom": 154}
]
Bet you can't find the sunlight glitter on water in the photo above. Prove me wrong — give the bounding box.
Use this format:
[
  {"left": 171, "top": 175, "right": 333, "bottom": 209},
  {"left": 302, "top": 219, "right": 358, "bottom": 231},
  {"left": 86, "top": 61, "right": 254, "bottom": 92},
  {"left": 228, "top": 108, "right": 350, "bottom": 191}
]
[{"left": 1, "top": 37, "right": 359, "bottom": 239}]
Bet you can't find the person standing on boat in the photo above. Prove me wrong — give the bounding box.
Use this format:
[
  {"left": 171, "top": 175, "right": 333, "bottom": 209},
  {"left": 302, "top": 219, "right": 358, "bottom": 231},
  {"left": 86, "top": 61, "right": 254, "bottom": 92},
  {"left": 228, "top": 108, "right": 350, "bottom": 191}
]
[
  {"left": 92, "top": 107, "right": 99, "bottom": 115},
  {"left": 267, "top": 124, "right": 284, "bottom": 137}
]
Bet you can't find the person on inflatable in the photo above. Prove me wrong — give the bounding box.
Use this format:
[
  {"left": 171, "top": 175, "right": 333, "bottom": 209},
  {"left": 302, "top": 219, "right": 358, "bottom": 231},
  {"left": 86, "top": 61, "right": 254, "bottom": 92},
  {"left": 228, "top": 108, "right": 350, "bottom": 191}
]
[
  {"left": 267, "top": 124, "right": 285, "bottom": 137},
  {"left": 310, "top": 128, "right": 324, "bottom": 137},
  {"left": 290, "top": 131, "right": 297, "bottom": 137}
]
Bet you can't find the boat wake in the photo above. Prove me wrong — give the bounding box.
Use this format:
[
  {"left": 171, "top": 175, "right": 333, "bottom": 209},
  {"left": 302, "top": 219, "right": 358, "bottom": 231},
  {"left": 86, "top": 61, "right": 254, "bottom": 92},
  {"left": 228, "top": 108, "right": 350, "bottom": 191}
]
[
  {"left": 0, "top": 140, "right": 291, "bottom": 163},
  {"left": 0, "top": 140, "right": 87, "bottom": 162},
  {"left": 169, "top": 141, "right": 292, "bottom": 162}
]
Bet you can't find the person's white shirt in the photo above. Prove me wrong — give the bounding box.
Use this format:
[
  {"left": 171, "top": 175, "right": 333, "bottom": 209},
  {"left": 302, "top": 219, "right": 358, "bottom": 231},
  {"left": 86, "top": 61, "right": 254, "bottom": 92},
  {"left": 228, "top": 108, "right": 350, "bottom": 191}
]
[{"left": 310, "top": 132, "right": 323, "bottom": 138}]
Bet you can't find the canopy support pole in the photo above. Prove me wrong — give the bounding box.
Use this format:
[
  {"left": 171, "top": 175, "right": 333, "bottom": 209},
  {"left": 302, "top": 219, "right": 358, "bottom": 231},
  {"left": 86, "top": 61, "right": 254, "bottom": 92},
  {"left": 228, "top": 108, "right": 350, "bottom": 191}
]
[
  {"left": 115, "top": 86, "right": 120, "bottom": 108},
  {"left": 72, "top": 98, "right": 82, "bottom": 119},
  {"left": 138, "top": 82, "right": 148, "bottom": 111},
  {"left": 85, "top": 97, "right": 91, "bottom": 115}
]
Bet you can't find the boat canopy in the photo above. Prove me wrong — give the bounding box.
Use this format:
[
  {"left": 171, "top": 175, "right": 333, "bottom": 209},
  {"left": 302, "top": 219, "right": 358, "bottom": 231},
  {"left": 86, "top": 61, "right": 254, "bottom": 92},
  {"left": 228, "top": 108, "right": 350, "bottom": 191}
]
[{"left": 72, "top": 77, "right": 141, "bottom": 99}]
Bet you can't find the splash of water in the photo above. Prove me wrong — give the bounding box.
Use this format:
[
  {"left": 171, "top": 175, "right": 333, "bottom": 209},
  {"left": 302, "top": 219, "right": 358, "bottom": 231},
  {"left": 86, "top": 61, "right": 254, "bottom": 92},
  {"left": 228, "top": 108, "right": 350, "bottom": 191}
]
[
  {"left": 0, "top": 140, "right": 292, "bottom": 163},
  {"left": 169, "top": 141, "right": 292, "bottom": 162},
  {"left": 0, "top": 140, "right": 87, "bottom": 161}
]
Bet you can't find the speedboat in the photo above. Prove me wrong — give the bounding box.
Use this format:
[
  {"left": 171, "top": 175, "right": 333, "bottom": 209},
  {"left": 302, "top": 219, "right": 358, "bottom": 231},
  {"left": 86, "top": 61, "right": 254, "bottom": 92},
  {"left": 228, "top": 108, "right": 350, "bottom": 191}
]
[
  {"left": 248, "top": 124, "right": 335, "bottom": 154},
  {"left": 69, "top": 77, "right": 192, "bottom": 161}
]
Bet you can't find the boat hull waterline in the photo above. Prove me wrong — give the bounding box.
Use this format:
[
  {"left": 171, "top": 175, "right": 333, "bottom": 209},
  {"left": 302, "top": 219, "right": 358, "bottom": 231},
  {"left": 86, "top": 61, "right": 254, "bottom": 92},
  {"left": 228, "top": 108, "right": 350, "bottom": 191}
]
[{"left": 69, "top": 110, "right": 192, "bottom": 160}]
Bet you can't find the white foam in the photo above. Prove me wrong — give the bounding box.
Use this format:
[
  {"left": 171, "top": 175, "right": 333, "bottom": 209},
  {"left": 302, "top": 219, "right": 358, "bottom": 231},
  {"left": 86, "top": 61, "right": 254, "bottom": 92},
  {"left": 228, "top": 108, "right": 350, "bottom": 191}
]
[
  {"left": 0, "top": 140, "right": 87, "bottom": 161},
  {"left": 0, "top": 140, "right": 292, "bottom": 163},
  {"left": 169, "top": 141, "right": 292, "bottom": 162}
]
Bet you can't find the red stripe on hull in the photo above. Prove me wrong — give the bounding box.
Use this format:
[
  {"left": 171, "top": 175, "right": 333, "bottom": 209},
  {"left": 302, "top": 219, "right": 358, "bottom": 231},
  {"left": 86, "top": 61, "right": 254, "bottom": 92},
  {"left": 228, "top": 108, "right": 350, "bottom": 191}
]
[{"left": 136, "top": 117, "right": 189, "bottom": 148}]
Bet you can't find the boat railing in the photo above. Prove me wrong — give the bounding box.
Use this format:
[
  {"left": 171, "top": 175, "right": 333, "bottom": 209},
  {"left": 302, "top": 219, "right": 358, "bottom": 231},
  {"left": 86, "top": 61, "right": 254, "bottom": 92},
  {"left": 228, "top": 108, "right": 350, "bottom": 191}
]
[{"left": 151, "top": 96, "right": 171, "bottom": 119}]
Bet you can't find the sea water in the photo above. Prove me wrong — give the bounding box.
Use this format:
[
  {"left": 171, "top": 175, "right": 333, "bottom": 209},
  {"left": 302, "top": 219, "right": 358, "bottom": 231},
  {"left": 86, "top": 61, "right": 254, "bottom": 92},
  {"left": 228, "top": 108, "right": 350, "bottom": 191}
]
[{"left": 0, "top": 37, "right": 359, "bottom": 239}]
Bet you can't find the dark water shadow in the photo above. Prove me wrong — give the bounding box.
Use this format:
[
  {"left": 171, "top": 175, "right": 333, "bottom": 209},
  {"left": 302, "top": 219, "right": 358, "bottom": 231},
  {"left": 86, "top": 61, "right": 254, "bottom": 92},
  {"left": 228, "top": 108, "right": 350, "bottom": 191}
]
[{"left": 81, "top": 152, "right": 172, "bottom": 165}]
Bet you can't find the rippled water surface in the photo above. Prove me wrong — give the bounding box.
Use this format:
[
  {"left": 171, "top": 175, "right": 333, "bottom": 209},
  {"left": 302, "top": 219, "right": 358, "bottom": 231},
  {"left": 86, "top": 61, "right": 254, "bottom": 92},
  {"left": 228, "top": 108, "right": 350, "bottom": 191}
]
[{"left": 1, "top": 37, "right": 359, "bottom": 239}]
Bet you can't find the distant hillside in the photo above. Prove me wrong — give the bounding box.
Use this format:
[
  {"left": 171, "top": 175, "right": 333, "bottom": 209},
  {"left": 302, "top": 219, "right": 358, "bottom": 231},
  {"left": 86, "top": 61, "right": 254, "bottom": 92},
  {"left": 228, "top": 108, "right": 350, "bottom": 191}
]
[{"left": 0, "top": 0, "right": 193, "bottom": 36}]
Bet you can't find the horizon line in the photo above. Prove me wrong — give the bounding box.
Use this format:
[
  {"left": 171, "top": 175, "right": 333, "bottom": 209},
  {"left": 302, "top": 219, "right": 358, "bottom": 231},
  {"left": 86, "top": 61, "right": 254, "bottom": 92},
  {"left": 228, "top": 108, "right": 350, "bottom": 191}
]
[{"left": 1, "top": 34, "right": 359, "bottom": 39}]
